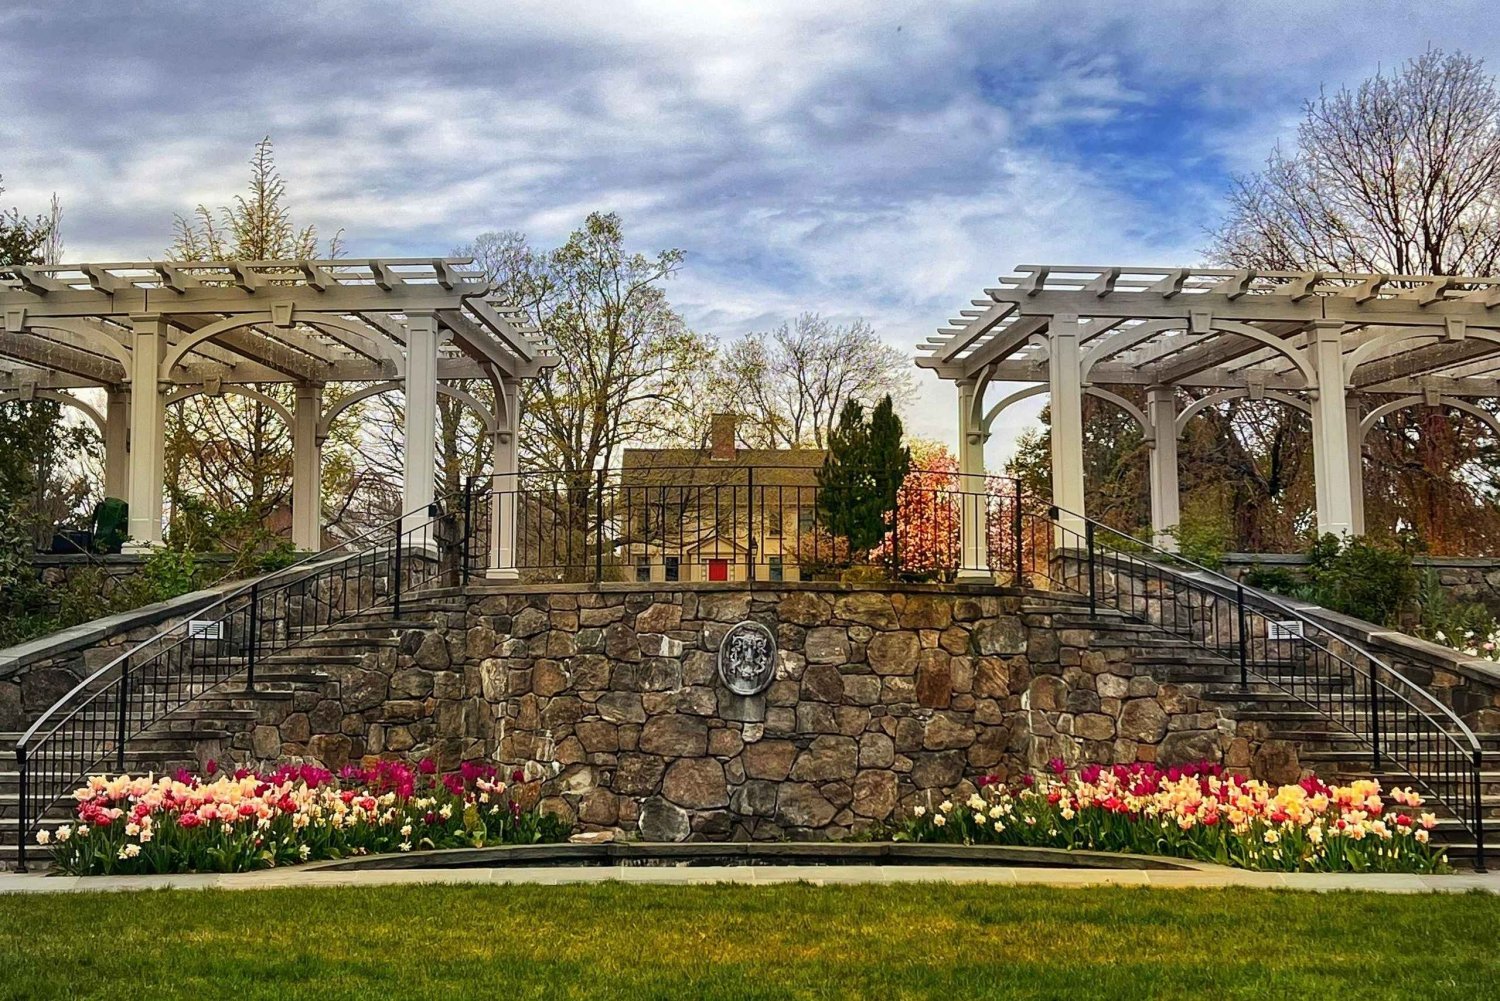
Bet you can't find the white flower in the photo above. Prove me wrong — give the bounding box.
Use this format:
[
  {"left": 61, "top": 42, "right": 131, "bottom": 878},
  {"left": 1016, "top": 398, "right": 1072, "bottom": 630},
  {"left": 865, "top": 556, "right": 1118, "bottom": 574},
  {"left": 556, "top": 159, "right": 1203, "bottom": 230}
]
[
  {"left": 913, "top": 806, "right": 926, "bottom": 818},
  {"left": 76, "top": 825, "right": 89, "bottom": 837},
  {"left": 1264, "top": 830, "right": 1280, "bottom": 845},
  {"left": 967, "top": 794, "right": 986, "bottom": 812},
  {"left": 973, "top": 814, "right": 987, "bottom": 827},
  {"left": 298, "top": 845, "right": 312, "bottom": 860},
  {"left": 1415, "top": 830, "right": 1430, "bottom": 844},
  {"left": 117, "top": 844, "right": 140, "bottom": 860},
  {"left": 939, "top": 800, "right": 953, "bottom": 814},
  {"left": 34, "top": 830, "right": 50, "bottom": 845},
  {"left": 439, "top": 804, "right": 453, "bottom": 820},
  {"left": 933, "top": 814, "right": 946, "bottom": 828},
  {"left": 399, "top": 841, "right": 413, "bottom": 852},
  {"left": 400, "top": 824, "right": 413, "bottom": 837}
]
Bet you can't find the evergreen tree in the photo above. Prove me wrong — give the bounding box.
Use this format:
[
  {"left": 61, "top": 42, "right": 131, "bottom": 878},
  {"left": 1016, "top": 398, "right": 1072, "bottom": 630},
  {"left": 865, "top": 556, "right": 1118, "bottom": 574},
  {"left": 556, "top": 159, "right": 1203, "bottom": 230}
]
[
  {"left": 868, "top": 394, "right": 910, "bottom": 537},
  {"left": 817, "top": 397, "right": 908, "bottom": 555}
]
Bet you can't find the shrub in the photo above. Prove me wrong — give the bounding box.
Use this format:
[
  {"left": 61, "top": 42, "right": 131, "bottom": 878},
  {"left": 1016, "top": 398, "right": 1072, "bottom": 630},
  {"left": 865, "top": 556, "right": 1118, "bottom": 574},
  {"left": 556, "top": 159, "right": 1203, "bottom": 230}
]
[
  {"left": 894, "top": 761, "right": 1447, "bottom": 874},
  {"left": 41, "top": 758, "right": 572, "bottom": 875},
  {"left": 1417, "top": 569, "right": 1500, "bottom": 661},
  {"left": 1302, "top": 533, "right": 1419, "bottom": 626}
]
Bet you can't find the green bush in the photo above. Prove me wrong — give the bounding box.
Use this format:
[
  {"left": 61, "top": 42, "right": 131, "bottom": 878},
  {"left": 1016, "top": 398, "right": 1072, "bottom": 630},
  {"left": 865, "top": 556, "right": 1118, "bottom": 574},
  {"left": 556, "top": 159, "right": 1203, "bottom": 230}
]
[{"left": 1301, "top": 533, "right": 1419, "bottom": 626}]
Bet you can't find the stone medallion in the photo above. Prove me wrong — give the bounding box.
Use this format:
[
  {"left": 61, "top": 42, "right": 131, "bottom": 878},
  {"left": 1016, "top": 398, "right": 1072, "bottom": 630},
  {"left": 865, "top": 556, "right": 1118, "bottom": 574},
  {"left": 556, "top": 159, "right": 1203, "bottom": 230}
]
[{"left": 716, "top": 620, "right": 777, "bottom": 696}]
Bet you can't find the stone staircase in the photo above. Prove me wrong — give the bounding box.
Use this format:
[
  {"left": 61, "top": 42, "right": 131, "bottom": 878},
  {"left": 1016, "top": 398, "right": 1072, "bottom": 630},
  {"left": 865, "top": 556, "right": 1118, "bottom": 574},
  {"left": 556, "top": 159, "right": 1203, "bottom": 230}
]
[
  {"left": 0, "top": 597, "right": 462, "bottom": 869},
  {"left": 1026, "top": 591, "right": 1498, "bottom": 867}
]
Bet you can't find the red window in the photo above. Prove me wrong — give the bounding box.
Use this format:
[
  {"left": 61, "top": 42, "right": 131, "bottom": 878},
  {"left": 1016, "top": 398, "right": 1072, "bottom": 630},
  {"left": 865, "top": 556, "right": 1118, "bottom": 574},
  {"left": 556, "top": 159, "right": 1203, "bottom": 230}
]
[{"left": 707, "top": 559, "right": 729, "bottom": 581}]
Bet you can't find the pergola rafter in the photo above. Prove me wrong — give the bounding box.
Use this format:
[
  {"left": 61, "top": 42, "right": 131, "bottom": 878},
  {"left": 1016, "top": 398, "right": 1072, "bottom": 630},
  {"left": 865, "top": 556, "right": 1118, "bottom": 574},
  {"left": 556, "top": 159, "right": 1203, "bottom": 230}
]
[
  {"left": 0, "top": 258, "right": 556, "bottom": 570},
  {"left": 919, "top": 264, "right": 1500, "bottom": 569}
]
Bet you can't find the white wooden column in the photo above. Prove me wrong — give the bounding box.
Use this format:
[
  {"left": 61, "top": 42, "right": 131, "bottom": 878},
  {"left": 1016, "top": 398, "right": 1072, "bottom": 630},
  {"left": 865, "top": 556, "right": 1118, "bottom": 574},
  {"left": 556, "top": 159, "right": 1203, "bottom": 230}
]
[
  {"left": 486, "top": 376, "right": 521, "bottom": 579},
  {"left": 1309, "top": 320, "right": 1355, "bottom": 536},
  {"left": 103, "top": 387, "right": 129, "bottom": 500},
  {"left": 402, "top": 312, "right": 440, "bottom": 534},
  {"left": 291, "top": 383, "right": 322, "bottom": 551},
  {"left": 1048, "top": 314, "right": 1086, "bottom": 535},
  {"left": 1346, "top": 396, "right": 1365, "bottom": 536},
  {"left": 1147, "top": 385, "right": 1180, "bottom": 551},
  {"left": 956, "top": 377, "right": 990, "bottom": 579},
  {"left": 124, "top": 315, "right": 166, "bottom": 550}
]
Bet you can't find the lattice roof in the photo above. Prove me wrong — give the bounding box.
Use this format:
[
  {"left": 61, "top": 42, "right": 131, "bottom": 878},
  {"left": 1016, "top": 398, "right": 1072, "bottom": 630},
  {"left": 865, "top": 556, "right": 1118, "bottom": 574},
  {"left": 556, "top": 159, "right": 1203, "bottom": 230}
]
[
  {"left": 0, "top": 258, "right": 554, "bottom": 390},
  {"left": 920, "top": 264, "right": 1500, "bottom": 397}
]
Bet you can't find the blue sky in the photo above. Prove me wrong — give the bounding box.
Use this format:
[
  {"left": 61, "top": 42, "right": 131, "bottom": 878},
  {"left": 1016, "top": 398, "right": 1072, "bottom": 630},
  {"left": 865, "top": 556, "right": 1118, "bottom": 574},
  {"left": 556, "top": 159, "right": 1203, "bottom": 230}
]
[{"left": 4, "top": 0, "right": 1500, "bottom": 455}]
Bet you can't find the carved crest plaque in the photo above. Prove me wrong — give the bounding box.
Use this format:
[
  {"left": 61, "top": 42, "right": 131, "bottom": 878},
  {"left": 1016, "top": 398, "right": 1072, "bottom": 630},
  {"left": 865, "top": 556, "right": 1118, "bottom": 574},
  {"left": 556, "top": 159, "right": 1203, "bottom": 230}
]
[{"left": 717, "top": 620, "right": 777, "bottom": 696}]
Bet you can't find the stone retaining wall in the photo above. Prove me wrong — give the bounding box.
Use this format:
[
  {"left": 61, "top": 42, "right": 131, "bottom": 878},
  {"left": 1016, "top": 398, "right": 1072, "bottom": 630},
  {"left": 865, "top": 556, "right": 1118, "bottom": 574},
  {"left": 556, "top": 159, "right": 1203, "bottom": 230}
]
[{"left": 309, "top": 583, "right": 1240, "bottom": 841}]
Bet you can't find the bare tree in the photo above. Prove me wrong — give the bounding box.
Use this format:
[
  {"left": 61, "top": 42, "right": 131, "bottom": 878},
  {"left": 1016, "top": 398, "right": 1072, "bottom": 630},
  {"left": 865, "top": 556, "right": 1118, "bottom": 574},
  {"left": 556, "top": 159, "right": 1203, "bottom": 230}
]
[
  {"left": 717, "top": 314, "right": 916, "bottom": 449},
  {"left": 460, "top": 214, "right": 715, "bottom": 477},
  {"left": 1212, "top": 50, "right": 1500, "bottom": 274},
  {"left": 1206, "top": 48, "right": 1500, "bottom": 552}
]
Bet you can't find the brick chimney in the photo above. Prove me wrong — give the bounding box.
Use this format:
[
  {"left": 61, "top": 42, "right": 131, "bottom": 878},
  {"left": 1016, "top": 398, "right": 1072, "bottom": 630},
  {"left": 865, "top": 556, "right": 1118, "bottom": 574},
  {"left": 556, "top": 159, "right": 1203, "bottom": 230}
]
[{"left": 709, "top": 413, "right": 737, "bottom": 460}]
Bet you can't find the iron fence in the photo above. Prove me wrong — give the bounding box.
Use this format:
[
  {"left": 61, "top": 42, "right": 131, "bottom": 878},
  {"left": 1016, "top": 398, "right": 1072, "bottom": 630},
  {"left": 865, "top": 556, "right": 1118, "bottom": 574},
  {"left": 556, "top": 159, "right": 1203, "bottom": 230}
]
[
  {"left": 1028, "top": 504, "right": 1486, "bottom": 870},
  {"left": 13, "top": 500, "right": 463, "bottom": 871}
]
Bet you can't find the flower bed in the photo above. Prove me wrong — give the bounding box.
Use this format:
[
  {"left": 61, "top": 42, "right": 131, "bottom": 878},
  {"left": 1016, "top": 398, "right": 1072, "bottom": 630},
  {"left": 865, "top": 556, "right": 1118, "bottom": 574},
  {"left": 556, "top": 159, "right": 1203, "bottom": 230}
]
[
  {"left": 40, "top": 759, "right": 573, "bottom": 875},
  {"left": 894, "top": 762, "right": 1448, "bottom": 874}
]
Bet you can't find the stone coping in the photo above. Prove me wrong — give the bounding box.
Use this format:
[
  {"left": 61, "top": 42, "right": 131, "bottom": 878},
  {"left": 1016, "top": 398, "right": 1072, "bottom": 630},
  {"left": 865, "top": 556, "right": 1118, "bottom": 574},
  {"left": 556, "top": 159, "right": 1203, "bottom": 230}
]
[
  {"left": 0, "top": 583, "right": 234, "bottom": 679},
  {"left": 1, "top": 863, "right": 1492, "bottom": 895},
  {"left": 29, "top": 552, "right": 239, "bottom": 567},
  {"left": 1221, "top": 552, "right": 1500, "bottom": 569},
  {"left": 453, "top": 580, "right": 1047, "bottom": 597},
  {"left": 300, "top": 841, "right": 1200, "bottom": 873}
]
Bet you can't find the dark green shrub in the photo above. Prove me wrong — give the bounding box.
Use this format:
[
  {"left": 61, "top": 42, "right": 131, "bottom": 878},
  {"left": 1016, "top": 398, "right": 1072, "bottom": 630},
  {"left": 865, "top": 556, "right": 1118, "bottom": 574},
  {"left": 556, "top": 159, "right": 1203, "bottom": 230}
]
[{"left": 1301, "top": 533, "right": 1418, "bottom": 626}]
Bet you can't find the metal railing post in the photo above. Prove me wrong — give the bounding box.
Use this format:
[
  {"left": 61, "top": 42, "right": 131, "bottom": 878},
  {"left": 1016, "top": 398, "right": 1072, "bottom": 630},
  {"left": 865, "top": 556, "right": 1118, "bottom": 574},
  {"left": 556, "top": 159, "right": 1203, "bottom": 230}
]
[
  {"left": 1474, "top": 750, "right": 1487, "bottom": 873},
  {"left": 392, "top": 521, "right": 404, "bottom": 619},
  {"left": 1012, "top": 480, "right": 1023, "bottom": 586},
  {"left": 747, "top": 466, "right": 756, "bottom": 582},
  {"left": 115, "top": 660, "right": 129, "bottom": 771},
  {"left": 14, "top": 747, "right": 26, "bottom": 872},
  {"left": 245, "top": 583, "right": 259, "bottom": 693},
  {"left": 1236, "top": 583, "right": 1249, "bottom": 688},
  {"left": 1368, "top": 665, "right": 1382, "bottom": 771},
  {"left": 594, "top": 468, "right": 605, "bottom": 584},
  {"left": 1085, "top": 520, "right": 1097, "bottom": 617},
  {"left": 461, "top": 476, "right": 474, "bottom": 586}
]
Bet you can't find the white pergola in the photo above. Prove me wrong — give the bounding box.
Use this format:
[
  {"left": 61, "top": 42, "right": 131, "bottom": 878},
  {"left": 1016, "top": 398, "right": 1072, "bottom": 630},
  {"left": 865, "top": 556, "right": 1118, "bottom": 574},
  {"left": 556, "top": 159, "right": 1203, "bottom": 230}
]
[
  {"left": 0, "top": 259, "right": 554, "bottom": 573},
  {"left": 919, "top": 264, "right": 1500, "bottom": 570}
]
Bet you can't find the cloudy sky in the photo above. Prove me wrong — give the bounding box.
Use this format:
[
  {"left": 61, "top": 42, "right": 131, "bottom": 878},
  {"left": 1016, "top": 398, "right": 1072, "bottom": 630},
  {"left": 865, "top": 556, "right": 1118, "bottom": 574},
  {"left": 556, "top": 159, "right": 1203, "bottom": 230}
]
[{"left": 4, "top": 0, "right": 1500, "bottom": 459}]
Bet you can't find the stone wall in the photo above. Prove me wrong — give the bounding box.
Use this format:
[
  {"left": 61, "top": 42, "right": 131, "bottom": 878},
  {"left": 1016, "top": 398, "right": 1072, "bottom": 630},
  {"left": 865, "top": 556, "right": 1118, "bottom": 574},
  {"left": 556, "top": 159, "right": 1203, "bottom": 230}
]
[
  {"left": 1221, "top": 553, "right": 1500, "bottom": 618},
  {"left": 451, "top": 583, "right": 1238, "bottom": 840}
]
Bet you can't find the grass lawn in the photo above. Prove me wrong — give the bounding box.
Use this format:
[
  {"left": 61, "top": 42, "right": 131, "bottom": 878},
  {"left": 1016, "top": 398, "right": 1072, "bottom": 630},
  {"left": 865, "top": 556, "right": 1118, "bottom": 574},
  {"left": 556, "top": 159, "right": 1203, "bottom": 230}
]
[{"left": 0, "top": 882, "right": 1495, "bottom": 1000}]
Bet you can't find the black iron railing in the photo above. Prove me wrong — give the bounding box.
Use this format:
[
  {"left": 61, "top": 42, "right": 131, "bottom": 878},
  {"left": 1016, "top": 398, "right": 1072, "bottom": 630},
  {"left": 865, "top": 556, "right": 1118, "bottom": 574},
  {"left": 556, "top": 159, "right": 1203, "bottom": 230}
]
[
  {"left": 1029, "top": 504, "right": 1486, "bottom": 870},
  {"left": 13, "top": 500, "right": 463, "bottom": 871},
  {"left": 458, "top": 466, "right": 1031, "bottom": 584}
]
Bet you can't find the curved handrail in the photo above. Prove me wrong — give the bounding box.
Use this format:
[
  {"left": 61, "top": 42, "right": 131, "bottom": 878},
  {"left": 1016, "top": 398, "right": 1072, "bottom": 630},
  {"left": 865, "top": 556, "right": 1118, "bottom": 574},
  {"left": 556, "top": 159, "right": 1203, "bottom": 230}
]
[
  {"left": 16, "top": 499, "right": 445, "bottom": 754},
  {"left": 1047, "top": 506, "right": 1482, "bottom": 754},
  {"left": 13, "top": 497, "right": 460, "bottom": 869},
  {"left": 1033, "top": 504, "right": 1486, "bottom": 866}
]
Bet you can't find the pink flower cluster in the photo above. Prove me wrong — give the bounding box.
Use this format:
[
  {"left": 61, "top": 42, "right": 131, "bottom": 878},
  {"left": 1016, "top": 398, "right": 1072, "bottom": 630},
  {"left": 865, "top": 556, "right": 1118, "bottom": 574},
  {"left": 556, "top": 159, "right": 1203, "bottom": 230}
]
[
  {"left": 908, "top": 761, "right": 1447, "bottom": 874},
  {"left": 42, "top": 757, "right": 568, "bottom": 876}
]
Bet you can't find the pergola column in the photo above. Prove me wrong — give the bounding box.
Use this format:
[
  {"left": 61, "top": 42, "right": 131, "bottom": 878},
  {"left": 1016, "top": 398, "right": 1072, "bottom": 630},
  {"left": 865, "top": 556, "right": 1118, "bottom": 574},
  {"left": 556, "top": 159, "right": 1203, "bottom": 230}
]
[
  {"left": 402, "top": 312, "right": 440, "bottom": 534},
  {"left": 956, "top": 377, "right": 990, "bottom": 579},
  {"left": 1309, "top": 320, "right": 1355, "bottom": 536},
  {"left": 103, "top": 387, "right": 129, "bottom": 500},
  {"left": 291, "top": 383, "right": 322, "bottom": 551},
  {"left": 1346, "top": 396, "right": 1365, "bottom": 536},
  {"left": 124, "top": 315, "right": 166, "bottom": 550},
  {"left": 1147, "top": 385, "right": 1179, "bottom": 550},
  {"left": 486, "top": 379, "right": 520, "bottom": 578},
  {"left": 1048, "top": 314, "right": 1086, "bottom": 535}
]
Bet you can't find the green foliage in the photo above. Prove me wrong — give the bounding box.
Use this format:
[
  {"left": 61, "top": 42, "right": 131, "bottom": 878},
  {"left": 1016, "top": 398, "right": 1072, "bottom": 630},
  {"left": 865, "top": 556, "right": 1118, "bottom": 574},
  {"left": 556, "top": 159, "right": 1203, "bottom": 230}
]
[
  {"left": 1301, "top": 533, "right": 1419, "bottom": 626},
  {"left": 816, "top": 395, "right": 908, "bottom": 557},
  {"left": 1241, "top": 534, "right": 1420, "bottom": 627},
  {"left": 1415, "top": 569, "right": 1499, "bottom": 658},
  {"left": 1162, "top": 509, "right": 1232, "bottom": 571},
  {"left": 0, "top": 173, "right": 50, "bottom": 266}
]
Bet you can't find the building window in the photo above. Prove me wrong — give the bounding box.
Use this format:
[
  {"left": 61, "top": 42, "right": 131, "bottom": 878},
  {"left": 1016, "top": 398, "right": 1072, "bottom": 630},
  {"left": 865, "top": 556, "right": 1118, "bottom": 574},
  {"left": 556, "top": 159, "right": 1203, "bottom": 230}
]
[
  {"left": 797, "top": 507, "right": 815, "bottom": 535},
  {"left": 768, "top": 556, "right": 783, "bottom": 582},
  {"left": 664, "top": 556, "right": 680, "bottom": 582},
  {"left": 635, "top": 558, "right": 651, "bottom": 582}
]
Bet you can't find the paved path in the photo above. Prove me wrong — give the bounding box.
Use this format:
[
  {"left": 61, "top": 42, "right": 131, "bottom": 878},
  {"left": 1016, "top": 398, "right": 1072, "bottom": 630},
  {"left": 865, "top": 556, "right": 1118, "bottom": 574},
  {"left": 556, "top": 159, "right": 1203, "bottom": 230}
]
[{"left": 0, "top": 865, "right": 1495, "bottom": 895}]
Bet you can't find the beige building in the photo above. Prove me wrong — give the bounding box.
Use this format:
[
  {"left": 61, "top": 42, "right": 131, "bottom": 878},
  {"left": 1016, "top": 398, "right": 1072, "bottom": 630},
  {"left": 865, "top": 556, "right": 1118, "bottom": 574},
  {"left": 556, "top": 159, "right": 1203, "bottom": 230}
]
[{"left": 619, "top": 415, "right": 827, "bottom": 583}]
